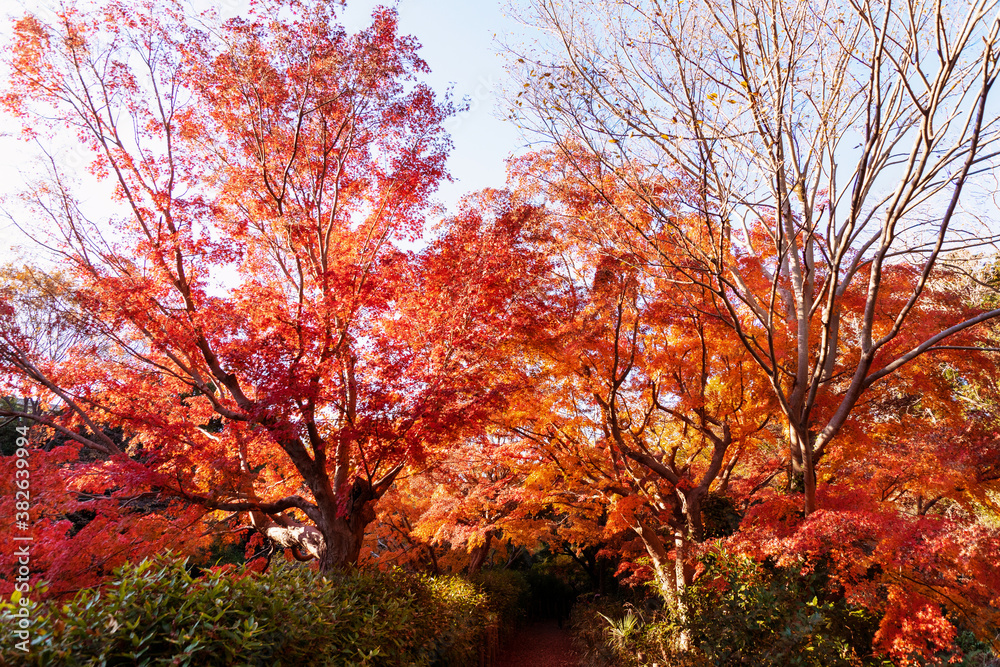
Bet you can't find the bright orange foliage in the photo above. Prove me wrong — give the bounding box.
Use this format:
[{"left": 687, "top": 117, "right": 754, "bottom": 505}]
[{"left": 0, "top": 2, "right": 998, "bottom": 662}]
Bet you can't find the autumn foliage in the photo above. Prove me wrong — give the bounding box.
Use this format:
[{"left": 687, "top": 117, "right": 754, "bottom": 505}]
[
  {"left": 0, "top": 0, "right": 543, "bottom": 578},
  {"left": 1, "top": 0, "right": 999, "bottom": 664}
]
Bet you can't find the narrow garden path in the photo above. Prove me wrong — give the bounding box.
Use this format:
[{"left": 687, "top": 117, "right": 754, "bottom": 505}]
[{"left": 498, "top": 619, "right": 581, "bottom": 667}]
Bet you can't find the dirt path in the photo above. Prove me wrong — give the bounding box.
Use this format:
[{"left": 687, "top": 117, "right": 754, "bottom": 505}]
[{"left": 497, "top": 619, "right": 581, "bottom": 667}]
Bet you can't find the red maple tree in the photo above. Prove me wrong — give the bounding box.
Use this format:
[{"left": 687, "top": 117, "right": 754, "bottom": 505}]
[{"left": 0, "top": 0, "right": 537, "bottom": 577}]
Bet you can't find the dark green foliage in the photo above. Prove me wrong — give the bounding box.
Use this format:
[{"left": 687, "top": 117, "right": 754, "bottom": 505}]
[
  {"left": 471, "top": 568, "right": 530, "bottom": 631},
  {"left": 0, "top": 420, "right": 20, "bottom": 456},
  {"left": 682, "top": 551, "right": 882, "bottom": 666},
  {"left": 569, "top": 595, "right": 674, "bottom": 667},
  {"left": 197, "top": 530, "right": 256, "bottom": 570},
  {"left": 932, "top": 631, "right": 1000, "bottom": 667},
  {"left": 0, "top": 400, "right": 26, "bottom": 456},
  {"left": 568, "top": 551, "right": 895, "bottom": 667},
  {"left": 0, "top": 555, "right": 493, "bottom": 666},
  {"left": 699, "top": 494, "right": 742, "bottom": 540}
]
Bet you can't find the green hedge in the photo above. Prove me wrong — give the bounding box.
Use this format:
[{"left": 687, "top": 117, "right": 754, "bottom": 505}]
[
  {"left": 0, "top": 555, "right": 492, "bottom": 666},
  {"left": 569, "top": 551, "right": 885, "bottom": 667},
  {"left": 681, "top": 551, "right": 877, "bottom": 666}
]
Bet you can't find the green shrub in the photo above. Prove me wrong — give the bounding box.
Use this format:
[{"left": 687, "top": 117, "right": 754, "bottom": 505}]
[
  {"left": 471, "top": 568, "right": 529, "bottom": 631},
  {"left": 681, "top": 551, "right": 885, "bottom": 667},
  {"left": 0, "top": 555, "right": 491, "bottom": 666},
  {"left": 569, "top": 595, "right": 675, "bottom": 667},
  {"left": 417, "top": 574, "right": 489, "bottom": 665},
  {"left": 929, "top": 631, "right": 1000, "bottom": 667},
  {"left": 569, "top": 551, "right": 893, "bottom": 667}
]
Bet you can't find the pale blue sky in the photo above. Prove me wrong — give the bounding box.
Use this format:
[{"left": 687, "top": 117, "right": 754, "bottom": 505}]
[{"left": 341, "top": 1, "right": 530, "bottom": 211}]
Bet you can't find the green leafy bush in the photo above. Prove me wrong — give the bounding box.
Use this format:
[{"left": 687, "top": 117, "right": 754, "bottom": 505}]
[
  {"left": 681, "top": 551, "right": 878, "bottom": 666},
  {"left": 569, "top": 551, "right": 892, "bottom": 667},
  {"left": 0, "top": 555, "right": 491, "bottom": 666},
  {"left": 569, "top": 595, "right": 674, "bottom": 667},
  {"left": 931, "top": 631, "right": 1000, "bottom": 667},
  {"left": 471, "top": 569, "right": 530, "bottom": 631}
]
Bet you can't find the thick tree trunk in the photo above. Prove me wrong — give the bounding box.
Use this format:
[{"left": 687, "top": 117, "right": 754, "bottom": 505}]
[
  {"left": 318, "top": 476, "right": 380, "bottom": 571},
  {"left": 249, "top": 511, "right": 326, "bottom": 560},
  {"left": 251, "top": 508, "right": 376, "bottom": 572},
  {"left": 682, "top": 487, "right": 706, "bottom": 542},
  {"left": 318, "top": 515, "right": 371, "bottom": 571},
  {"left": 250, "top": 476, "right": 381, "bottom": 572},
  {"left": 467, "top": 530, "right": 495, "bottom": 575}
]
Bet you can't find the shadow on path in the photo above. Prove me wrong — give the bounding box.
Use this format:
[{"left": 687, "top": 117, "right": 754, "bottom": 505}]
[{"left": 497, "top": 619, "right": 581, "bottom": 667}]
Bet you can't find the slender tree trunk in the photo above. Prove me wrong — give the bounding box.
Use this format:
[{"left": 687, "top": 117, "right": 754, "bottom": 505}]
[
  {"left": 425, "top": 543, "right": 441, "bottom": 575},
  {"left": 803, "top": 444, "right": 817, "bottom": 515},
  {"left": 787, "top": 423, "right": 817, "bottom": 514},
  {"left": 633, "top": 521, "right": 676, "bottom": 606},
  {"left": 672, "top": 528, "right": 691, "bottom": 651},
  {"left": 633, "top": 520, "right": 691, "bottom": 649}
]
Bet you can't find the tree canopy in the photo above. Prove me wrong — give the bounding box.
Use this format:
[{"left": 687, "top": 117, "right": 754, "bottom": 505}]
[{"left": 1, "top": 0, "right": 999, "bottom": 662}]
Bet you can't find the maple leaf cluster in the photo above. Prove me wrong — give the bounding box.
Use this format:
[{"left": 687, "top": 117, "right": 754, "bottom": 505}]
[{"left": 0, "top": 1, "right": 998, "bottom": 663}]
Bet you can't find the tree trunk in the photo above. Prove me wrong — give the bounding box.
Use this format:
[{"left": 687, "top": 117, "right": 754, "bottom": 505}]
[
  {"left": 250, "top": 476, "right": 382, "bottom": 572},
  {"left": 633, "top": 521, "right": 676, "bottom": 605},
  {"left": 318, "top": 476, "right": 381, "bottom": 571},
  {"left": 682, "top": 487, "right": 706, "bottom": 542},
  {"left": 633, "top": 520, "right": 692, "bottom": 650},
  {"left": 249, "top": 511, "right": 326, "bottom": 560},
  {"left": 318, "top": 514, "right": 371, "bottom": 571},
  {"left": 467, "top": 530, "right": 495, "bottom": 575},
  {"left": 672, "top": 528, "right": 691, "bottom": 651},
  {"left": 788, "top": 423, "right": 817, "bottom": 514},
  {"left": 425, "top": 543, "right": 441, "bottom": 575}
]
